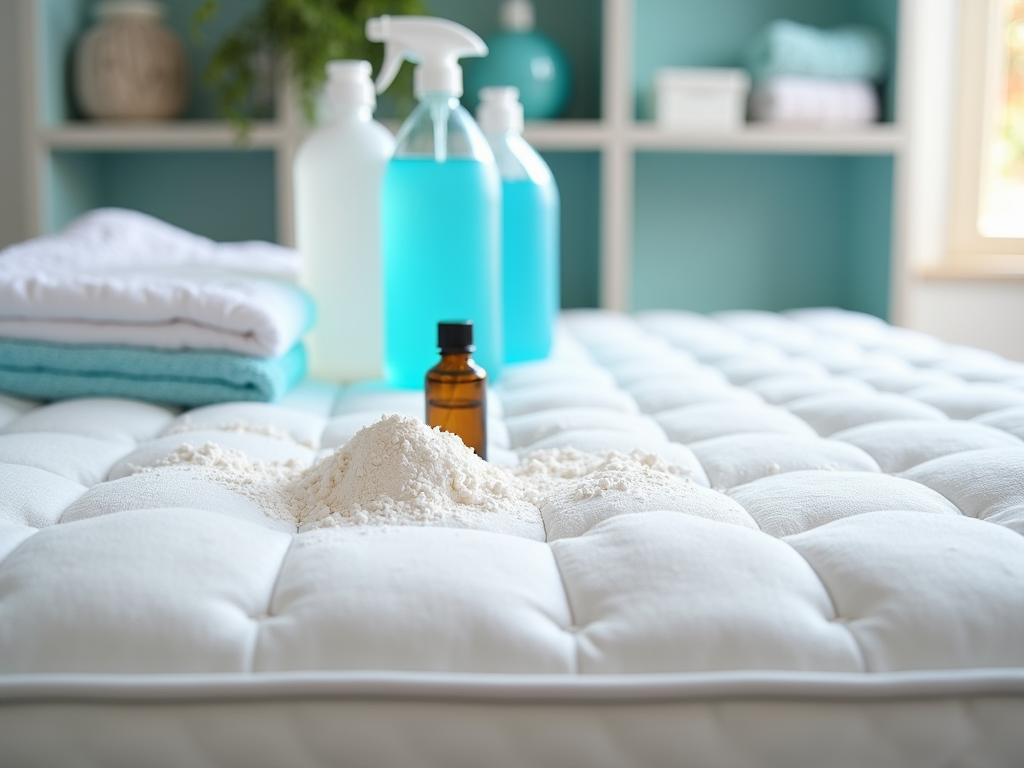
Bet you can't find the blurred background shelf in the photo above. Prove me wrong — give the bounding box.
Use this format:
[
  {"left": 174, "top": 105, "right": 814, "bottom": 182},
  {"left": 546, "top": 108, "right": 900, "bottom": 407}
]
[
  {"left": 40, "top": 122, "right": 289, "bottom": 149},
  {"left": 524, "top": 122, "right": 905, "bottom": 154},
  {"left": 628, "top": 124, "right": 905, "bottom": 154},
  {"left": 522, "top": 120, "right": 608, "bottom": 150},
  {"left": 15, "top": 0, "right": 908, "bottom": 317}
]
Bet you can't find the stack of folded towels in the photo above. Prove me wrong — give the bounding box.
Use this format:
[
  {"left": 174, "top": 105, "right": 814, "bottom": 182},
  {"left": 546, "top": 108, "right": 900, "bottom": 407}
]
[
  {"left": 744, "top": 19, "right": 886, "bottom": 126},
  {"left": 0, "top": 208, "right": 315, "bottom": 406}
]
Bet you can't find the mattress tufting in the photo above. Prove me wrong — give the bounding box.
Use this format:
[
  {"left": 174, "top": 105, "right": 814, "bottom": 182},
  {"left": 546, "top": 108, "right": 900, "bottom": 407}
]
[{"left": 2, "top": 308, "right": 1024, "bottom": 767}]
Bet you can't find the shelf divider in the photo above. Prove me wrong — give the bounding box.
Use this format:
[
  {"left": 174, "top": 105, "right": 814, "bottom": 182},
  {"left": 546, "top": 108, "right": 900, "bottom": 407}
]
[{"left": 601, "top": 0, "right": 635, "bottom": 312}]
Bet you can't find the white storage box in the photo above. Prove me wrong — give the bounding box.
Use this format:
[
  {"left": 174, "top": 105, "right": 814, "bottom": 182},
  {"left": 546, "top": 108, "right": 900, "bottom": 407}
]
[{"left": 655, "top": 67, "right": 751, "bottom": 130}]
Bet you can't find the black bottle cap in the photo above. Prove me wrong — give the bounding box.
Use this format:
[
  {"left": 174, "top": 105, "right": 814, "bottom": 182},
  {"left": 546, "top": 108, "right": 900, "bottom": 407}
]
[{"left": 438, "top": 320, "right": 474, "bottom": 351}]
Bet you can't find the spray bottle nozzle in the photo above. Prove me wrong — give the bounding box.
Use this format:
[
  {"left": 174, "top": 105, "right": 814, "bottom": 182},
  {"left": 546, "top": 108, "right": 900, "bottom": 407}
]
[{"left": 366, "top": 15, "right": 488, "bottom": 99}]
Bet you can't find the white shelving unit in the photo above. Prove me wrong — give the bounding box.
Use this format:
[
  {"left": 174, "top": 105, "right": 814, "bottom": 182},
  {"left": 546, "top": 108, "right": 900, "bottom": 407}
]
[
  {"left": 534, "top": 0, "right": 907, "bottom": 310},
  {"left": 19, "top": 0, "right": 912, "bottom": 314}
]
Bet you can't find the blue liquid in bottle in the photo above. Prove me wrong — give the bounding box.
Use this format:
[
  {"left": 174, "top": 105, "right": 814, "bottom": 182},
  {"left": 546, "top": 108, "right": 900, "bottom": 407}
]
[
  {"left": 478, "top": 91, "right": 560, "bottom": 365},
  {"left": 382, "top": 157, "right": 502, "bottom": 389},
  {"left": 503, "top": 178, "right": 559, "bottom": 362},
  {"left": 366, "top": 16, "right": 504, "bottom": 391}
]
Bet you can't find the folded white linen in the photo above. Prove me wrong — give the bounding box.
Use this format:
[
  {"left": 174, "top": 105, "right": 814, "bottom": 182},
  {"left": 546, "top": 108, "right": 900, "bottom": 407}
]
[
  {"left": 0, "top": 209, "right": 313, "bottom": 357},
  {"left": 748, "top": 77, "right": 879, "bottom": 125}
]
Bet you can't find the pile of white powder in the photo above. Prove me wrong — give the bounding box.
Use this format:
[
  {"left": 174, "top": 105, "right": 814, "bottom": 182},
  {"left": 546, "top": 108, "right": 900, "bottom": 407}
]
[
  {"left": 287, "top": 414, "right": 537, "bottom": 530},
  {"left": 137, "top": 413, "right": 698, "bottom": 539},
  {"left": 508, "top": 446, "right": 694, "bottom": 504}
]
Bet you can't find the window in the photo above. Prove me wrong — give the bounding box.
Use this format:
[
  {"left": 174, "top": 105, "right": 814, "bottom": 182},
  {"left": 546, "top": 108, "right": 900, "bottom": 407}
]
[
  {"left": 947, "top": 0, "right": 1024, "bottom": 272},
  {"left": 979, "top": 0, "right": 1024, "bottom": 237}
]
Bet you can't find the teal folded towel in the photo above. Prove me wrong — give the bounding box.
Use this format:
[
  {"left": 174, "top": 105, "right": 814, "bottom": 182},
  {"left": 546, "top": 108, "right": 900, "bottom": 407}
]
[
  {"left": 0, "top": 339, "right": 307, "bottom": 406},
  {"left": 745, "top": 19, "right": 887, "bottom": 83}
]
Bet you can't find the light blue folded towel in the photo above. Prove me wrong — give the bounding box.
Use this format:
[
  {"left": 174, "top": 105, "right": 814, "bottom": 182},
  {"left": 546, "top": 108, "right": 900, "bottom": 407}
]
[
  {"left": 0, "top": 339, "right": 307, "bottom": 406},
  {"left": 745, "top": 19, "right": 887, "bottom": 83}
]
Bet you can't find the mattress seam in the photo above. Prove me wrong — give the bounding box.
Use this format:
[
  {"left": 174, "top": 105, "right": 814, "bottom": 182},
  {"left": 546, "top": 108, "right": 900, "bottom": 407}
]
[
  {"left": 893, "top": 468, "right": 971, "bottom": 519},
  {"left": 250, "top": 534, "right": 298, "bottom": 673},
  {"left": 784, "top": 539, "right": 869, "bottom": 673},
  {"left": 546, "top": 545, "right": 581, "bottom": 675},
  {"left": 682, "top": 439, "right": 721, "bottom": 502}
]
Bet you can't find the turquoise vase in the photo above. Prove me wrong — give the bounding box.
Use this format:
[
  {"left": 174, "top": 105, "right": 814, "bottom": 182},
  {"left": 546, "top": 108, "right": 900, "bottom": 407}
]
[{"left": 463, "top": 1, "right": 572, "bottom": 120}]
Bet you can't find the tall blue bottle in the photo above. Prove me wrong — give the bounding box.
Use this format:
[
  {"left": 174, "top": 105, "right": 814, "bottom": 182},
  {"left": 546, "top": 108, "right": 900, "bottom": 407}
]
[
  {"left": 478, "top": 87, "right": 559, "bottom": 363},
  {"left": 367, "top": 15, "right": 503, "bottom": 388}
]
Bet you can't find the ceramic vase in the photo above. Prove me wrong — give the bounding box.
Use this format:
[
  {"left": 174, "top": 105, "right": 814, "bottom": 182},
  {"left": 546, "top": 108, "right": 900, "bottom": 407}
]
[{"left": 74, "top": 0, "right": 188, "bottom": 120}]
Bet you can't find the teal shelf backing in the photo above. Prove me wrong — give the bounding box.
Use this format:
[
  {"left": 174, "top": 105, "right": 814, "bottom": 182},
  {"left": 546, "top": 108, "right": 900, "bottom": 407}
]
[
  {"left": 46, "top": 146, "right": 596, "bottom": 306},
  {"left": 843, "top": 154, "right": 893, "bottom": 319},
  {"left": 48, "top": 150, "right": 277, "bottom": 243},
  {"left": 47, "top": 152, "right": 103, "bottom": 230},
  {"left": 161, "top": 0, "right": 270, "bottom": 120},
  {"left": 541, "top": 151, "right": 601, "bottom": 309},
  {"left": 40, "top": 0, "right": 89, "bottom": 124},
  {"left": 634, "top": 0, "right": 899, "bottom": 121},
  {"left": 632, "top": 152, "right": 892, "bottom": 320}
]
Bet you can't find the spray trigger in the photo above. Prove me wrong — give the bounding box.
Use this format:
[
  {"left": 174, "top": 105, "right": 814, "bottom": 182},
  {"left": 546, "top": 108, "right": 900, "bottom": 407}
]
[{"left": 366, "top": 15, "right": 487, "bottom": 99}]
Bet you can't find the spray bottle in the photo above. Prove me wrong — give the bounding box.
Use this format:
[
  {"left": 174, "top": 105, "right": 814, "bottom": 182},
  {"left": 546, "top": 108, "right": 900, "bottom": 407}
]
[
  {"left": 477, "top": 86, "right": 559, "bottom": 363},
  {"left": 293, "top": 61, "right": 395, "bottom": 381},
  {"left": 366, "top": 15, "right": 503, "bottom": 389}
]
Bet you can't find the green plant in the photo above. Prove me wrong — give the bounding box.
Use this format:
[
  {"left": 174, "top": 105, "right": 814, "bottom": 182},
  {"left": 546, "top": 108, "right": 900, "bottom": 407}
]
[{"left": 194, "top": 0, "right": 427, "bottom": 134}]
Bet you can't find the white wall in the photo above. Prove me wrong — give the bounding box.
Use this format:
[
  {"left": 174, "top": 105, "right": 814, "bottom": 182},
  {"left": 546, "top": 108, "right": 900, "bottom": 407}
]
[
  {"left": 0, "top": 0, "right": 30, "bottom": 250},
  {"left": 905, "top": 279, "right": 1024, "bottom": 361}
]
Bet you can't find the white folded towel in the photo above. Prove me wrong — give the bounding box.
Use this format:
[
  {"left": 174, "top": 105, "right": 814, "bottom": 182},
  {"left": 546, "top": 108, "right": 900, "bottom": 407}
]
[
  {"left": 748, "top": 77, "right": 880, "bottom": 125},
  {"left": 0, "top": 208, "right": 314, "bottom": 357}
]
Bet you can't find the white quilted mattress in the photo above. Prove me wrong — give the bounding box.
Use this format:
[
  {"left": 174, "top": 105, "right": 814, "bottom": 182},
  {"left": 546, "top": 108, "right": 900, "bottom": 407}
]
[{"left": 2, "top": 308, "right": 1024, "bottom": 768}]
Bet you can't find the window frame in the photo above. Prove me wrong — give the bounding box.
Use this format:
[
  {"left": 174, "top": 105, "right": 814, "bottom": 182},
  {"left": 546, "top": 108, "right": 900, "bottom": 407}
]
[{"left": 944, "top": 0, "right": 1024, "bottom": 274}]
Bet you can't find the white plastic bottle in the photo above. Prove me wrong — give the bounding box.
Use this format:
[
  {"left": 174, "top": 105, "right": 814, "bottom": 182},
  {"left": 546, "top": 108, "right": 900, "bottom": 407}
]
[
  {"left": 366, "top": 15, "right": 503, "bottom": 389},
  {"left": 293, "top": 60, "right": 395, "bottom": 382},
  {"left": 477, "top": 86, "right": 559, "bottom": 363}
]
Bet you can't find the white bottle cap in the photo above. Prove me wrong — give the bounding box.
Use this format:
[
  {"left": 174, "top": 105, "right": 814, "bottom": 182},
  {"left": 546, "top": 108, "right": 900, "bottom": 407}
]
[
  {"left": 366, "top": 15, "right": 488, "bottom": 98},
  {"left": 500, "top": 0, "right": 535, "bottom": 32},
  {"left": 325, "top": 60, "right": 376, "bottom": 110},
  {"left": 477, "top": 86, "right": 524, "bottom": 134}
]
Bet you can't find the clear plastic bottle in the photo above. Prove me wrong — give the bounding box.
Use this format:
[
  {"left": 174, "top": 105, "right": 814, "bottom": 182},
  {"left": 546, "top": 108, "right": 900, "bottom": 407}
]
[
  {"left": 367, "top": 15, "right": 503, "bottom": 389},
  {"left": 425, "top": 320, "right": 487, "bottom": 459},
  {"left": 293, "top": 60, "right": 395, "bottom": 381},
  {"left": 478, "top": 86, "right": 559, "bottom": 363}
]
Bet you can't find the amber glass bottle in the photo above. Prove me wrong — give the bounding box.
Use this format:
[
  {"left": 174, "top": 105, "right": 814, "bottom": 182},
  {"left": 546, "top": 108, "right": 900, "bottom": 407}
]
[{"left": 426, "top": 321, "right": 488, "bottom": 460}]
